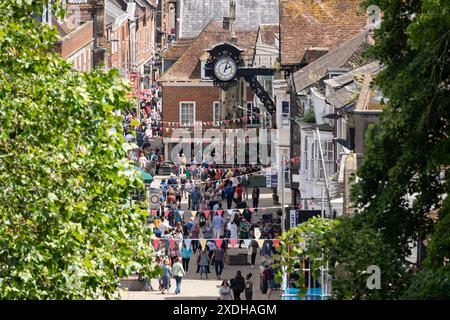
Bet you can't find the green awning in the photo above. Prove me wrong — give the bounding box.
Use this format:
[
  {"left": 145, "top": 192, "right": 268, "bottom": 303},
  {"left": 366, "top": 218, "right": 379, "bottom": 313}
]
[{"left": 133, "top": 166, "right": 153, "bottom": 183}]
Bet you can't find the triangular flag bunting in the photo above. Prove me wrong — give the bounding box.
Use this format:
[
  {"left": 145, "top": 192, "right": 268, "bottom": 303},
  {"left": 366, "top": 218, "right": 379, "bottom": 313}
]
[
  {"left": 169, "top": 239, "right": 176, "bottom": 249},
  {"left": 243, "top": 239, "right": 252, "bottom": 248},
  {"left": 152, "top": 239, "right": 160, "bottom": 249},
  {"left": 229, "top": 239, "right": 237, "bottom": 247},
  {"left": 215, "top": 239, "right": 223, "bottom": 248},
  {"left": 239, "top": 209, "right": 244, "bottom": 214},
  {"left": 191, "top": 211, "right": 197, "bottom": 217},
  {"left": 164, "top": 210, "right": 169, "bottom": 218},
  {"left": 151, "top": 210, "right": 157, "bottom": 216},
  {"left": 227, "top": 209, "right": 234, "bottom": 216},
  {"left": 199, "top": 239, "right": 207, "bottom": 250},
  {"left": 184, "top": 239, "right": 192, "bottom": 248},
  {"left": 257, "top": 239, "right": 265, "bottom": 248},
  {"left": 249, "top": 208, "right": 255, "bottom": 213},
  {"left": 217, "top": 210, "right": 223, "bottom": 217},
  {"left": 178, "top": 210, "right": 184, "bottom": 217},
  {"left": 204, "top": 210, "right": 210, "bottom": 218},
  {"left": 262, "top": 207, "right": 267, "bottom": 212},
  {"left": 272, "top": 239, "right": 280, "bottom": 247}
]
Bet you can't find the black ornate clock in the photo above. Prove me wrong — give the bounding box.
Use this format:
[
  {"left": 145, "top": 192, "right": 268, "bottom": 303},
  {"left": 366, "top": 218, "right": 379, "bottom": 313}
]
[
  {"left": 204, "top": 42, "right": 276, "bottom": 115},
  {"left": 204, "top": 43, "right": 244, "bottom": 91}
]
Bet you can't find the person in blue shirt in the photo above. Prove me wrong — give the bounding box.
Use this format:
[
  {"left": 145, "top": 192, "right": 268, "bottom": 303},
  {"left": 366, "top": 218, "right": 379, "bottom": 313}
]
[
  {"left": 212, "top": 212, "right": 225, "bottom": 239},
  {"left": 153, "top": 226, "right": 161, "bottom": 238},
  {"left": 168, "top": 173, "right": 177, "bottom": 186},
  {"left": 183, "top": 217, "right": 195, "bottom": 239},
  {"left": 160, "top": 179, "right": 168, "bottom": 201},
  {"left": 224, "top": 182, "right": 235, "bottom": 209},
  {"left": 191, "top": 187, "right": 201, "bottom": 211},
  {"left": 161, "top": 258, "right": 173, "bottom": 294},
  {"left": 174, "top": 205, "right": 183, "bottom": 224},
  {"left": 180, "top": 242, "right": 193, "bottom": 273}
]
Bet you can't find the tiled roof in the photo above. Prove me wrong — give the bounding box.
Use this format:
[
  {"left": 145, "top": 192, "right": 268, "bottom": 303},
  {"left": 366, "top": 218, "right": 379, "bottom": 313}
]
[
  {"left": 280, "top": 0, "right": 367, "bottom": 65},
  {"left": 293, "top": 31, "right": 370, "bottom": 91},
  {"left": 162, "top": 38, "right": 195, "bottom": 60},
  {"left": 158, "top": 21, "right": 257, "bottom": 82},
  {"left": 258, "top": 24, "right": 279, "bottom": 46}
]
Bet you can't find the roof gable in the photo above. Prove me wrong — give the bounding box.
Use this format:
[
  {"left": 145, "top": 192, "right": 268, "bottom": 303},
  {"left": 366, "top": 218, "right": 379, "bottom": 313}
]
[{"left": 158, "top": 21, "right": 257, "bottom": 82}]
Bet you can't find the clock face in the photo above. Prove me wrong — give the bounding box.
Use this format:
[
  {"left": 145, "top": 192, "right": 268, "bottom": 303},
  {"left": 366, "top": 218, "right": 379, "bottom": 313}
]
[{"left": 214, "top": 56, "right": 237, "bottom": 81}]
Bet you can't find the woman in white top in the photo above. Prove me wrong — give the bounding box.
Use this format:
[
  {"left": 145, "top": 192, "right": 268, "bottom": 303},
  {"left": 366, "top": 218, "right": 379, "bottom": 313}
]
[
  {"left": 173, "top": 229, "right": 184, "bottom": 249},
  {"left": 218, "top": 280, "right": 233, "bottom": 300}
]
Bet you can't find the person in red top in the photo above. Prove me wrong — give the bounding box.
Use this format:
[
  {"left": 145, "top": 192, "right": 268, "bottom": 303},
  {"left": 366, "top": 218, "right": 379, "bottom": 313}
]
[{"left": 236, "top": 184, "right": 243, "bottom": 202}]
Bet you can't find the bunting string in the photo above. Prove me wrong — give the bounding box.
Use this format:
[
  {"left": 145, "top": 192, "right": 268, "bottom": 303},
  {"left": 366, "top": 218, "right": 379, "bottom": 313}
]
[{"left": 151, "top": 238, "right": 283, "bottom": 249}]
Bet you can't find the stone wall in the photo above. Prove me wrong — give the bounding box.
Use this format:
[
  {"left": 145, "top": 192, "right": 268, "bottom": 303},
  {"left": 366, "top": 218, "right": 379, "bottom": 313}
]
[{"left": 179, "top": 0, "right": 279, "bottom": 38}]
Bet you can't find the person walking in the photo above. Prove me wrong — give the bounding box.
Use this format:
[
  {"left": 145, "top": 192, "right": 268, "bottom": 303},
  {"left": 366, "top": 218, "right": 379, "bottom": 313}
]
[
  {"left": 212, "top": 212, "right": 225, "bottom": 239},
  {"left": 252, "top": 187, "right": 260, "bottom": 210},
  {"left": 263, "top": 263, "right": 276, "bottom": 300},
  {"left": 211, "top": 244, "right": 225, "bottom": 279},
  {"left": 242, "top": 175, "right": 249, "bottom": 201},
  {"left": 202, "top": 220, "right": 213, "bottom": 239},
  {"left": 190, "top": 222, "right": 200, "bottom": 252},
  {"left": 198, "top": 249, "right": 210, "bottom": 279},
  {"left": 230, "top": 270, "right": 245, "bottom": 300},
  {"left": 249, "top": 238, "right": 259, "bottom": 268},
  {"left": 186, "top": 179, "right": 194, "bottom": 207},
  {"left": 180, "top": 242, "right": 193, "bottom": 273},
  {"left": 161, "top": 258, "right": 172, "bottom": 294},
  {"left": 245, "top": 273, "right": 253, "bottom": 300},
  {"left": 191, "top": 187, "right": 201, "bottom": 211},
  {"left": 236, "top": 184, "right": 243, "bottom": 202},
  {"left": 172, "top": 257, "right": 186, "bottom": 295},
  {"left": 224, "top": 216, "right": 232, "bottom": 239},
  {"left": 238, "top": 219, "right": 250, "bottom": 249},
  {"left": 218, "top": 280, "right": 233, "bottom": 300},
  {"left": 182, "top": 220, "right": 190, "bottom": 240},
  {"left": 224, "top": 182, "right": 234, "bottom": 209}
]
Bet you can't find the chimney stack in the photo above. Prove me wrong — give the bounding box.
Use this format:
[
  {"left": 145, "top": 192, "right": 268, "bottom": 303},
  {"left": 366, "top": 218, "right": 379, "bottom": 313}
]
[{"left": 223, "top": 17, "right": 230, "bottom": 30}]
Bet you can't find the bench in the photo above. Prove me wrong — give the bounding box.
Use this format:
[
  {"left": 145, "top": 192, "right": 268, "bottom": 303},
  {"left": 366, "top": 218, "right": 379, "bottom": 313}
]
[
  {"left": 225, "top": 253, "right": 249, "bottom": 265},
  {"left": 119, "top": 276, "right": 146, "bottom": 291}
]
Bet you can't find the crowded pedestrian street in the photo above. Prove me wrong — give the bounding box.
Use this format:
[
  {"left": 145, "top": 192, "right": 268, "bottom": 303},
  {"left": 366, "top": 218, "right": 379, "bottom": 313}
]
[{"left": 121, "top": 175, "right": 282, "bottom": 300}]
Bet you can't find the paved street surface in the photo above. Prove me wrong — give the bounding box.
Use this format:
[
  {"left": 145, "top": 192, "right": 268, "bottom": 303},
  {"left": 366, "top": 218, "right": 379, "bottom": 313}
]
[
  {"left": 120, "top": 175, "right": 283, "bottom": 300},
  {"left": 121, "top": 247, "right": 281, "bottom": 300}
]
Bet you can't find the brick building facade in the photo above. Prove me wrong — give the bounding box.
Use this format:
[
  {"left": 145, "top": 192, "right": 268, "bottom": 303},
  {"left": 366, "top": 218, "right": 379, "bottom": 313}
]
[{"left": 158, "top": 21, "right": 258, "bottom": 160}]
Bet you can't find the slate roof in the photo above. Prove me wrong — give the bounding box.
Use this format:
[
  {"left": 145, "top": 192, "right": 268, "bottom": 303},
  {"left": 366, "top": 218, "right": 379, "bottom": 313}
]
[
  {"left": 325, "top": 62, "right": 385, "bottom": 110},
  {"left": 280, "top": 0, "right": 367, "bottom": 66},
  {"left": 293, "top": 31, "right": 372, "bottom": 91},
  {"left": 158, "top": 21, "right": 257, "bottom": 82},
  {"left": 326, "top": 86, "right": 357, "bottom": 109},
  {"left": 324, "top": 61, "right": 383, "bottom": 89}
]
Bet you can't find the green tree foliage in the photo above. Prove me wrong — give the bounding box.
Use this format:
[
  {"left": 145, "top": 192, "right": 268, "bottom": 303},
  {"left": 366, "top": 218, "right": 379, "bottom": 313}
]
[
  {"left": 274, "top": 217, "right": 339, "bottom": 296},
  {"left": 323, "top": 217, "right": 410, "bottom": 299},
  {"left": 340, "top": 0, "right": 450, "bottom": 297},
  {"left": 276, "top": 217, "right": 409, "bottom": 299},
  {"left": 0, "top": 1, "right": 156, "bottom": 299}
]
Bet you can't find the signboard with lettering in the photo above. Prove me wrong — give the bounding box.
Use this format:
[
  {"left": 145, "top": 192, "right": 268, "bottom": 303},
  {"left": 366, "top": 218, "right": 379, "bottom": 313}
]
[
  {"left": 271, "top": 168, "right": 278, "bottom": 188},
  {"left": 286, "top": 208, "right": 321, "bottom": 229}
]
